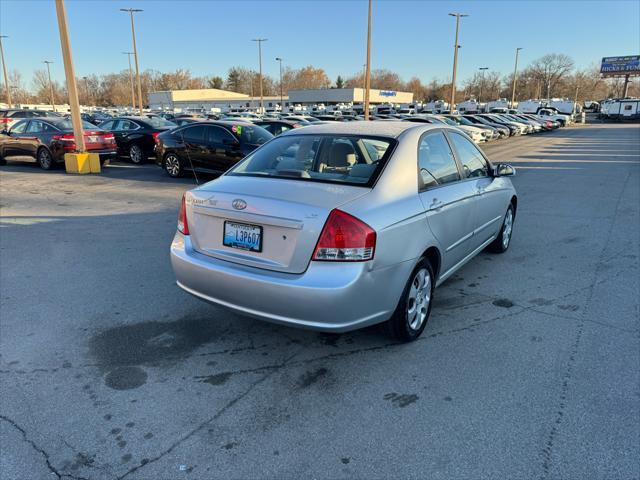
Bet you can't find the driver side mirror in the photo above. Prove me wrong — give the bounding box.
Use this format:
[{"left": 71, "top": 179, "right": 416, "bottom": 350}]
[
  {"left": 1, "top": 129, "right": 8, "bottom": 135},
  {"left": 494, "top": 163, "right": 516, "bottom": 177}
]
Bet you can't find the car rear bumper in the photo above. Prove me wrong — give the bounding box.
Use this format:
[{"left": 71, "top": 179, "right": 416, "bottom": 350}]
[{"left": 170, "top": 232, "right": 412, "bottom": 332}]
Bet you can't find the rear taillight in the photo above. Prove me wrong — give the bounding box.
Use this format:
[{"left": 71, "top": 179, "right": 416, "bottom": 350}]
[
  {"left": 313, "top": 209, "right": 375, "bottom": 261},
  {"left": 178, "top": 193, "right": 189, "bottom": 235},
  {"left": 52, "top": 133, "right": 76, "bottom": 150},
  {"left": 0, "top": 118, "right": 10, "bottom": 125},
  {"left": 103, "top": 133, "right": 116, "bottom": 143},
  {"left": 152, "top": 132, "right": 161, "bottom": 144}
]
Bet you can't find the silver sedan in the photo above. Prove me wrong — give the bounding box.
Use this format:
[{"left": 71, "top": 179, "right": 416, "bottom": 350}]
[{"left": 170, "top": 122, "right": 517, "bottom": 341}]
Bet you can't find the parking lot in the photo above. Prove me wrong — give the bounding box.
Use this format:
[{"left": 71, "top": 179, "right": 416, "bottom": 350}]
[{"left": 1, "top": 122, "right": 638, "bottom": 479}]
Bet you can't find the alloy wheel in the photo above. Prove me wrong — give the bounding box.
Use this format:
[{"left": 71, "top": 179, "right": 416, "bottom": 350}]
[
  {"left": 502, "top": 209, "right": 514, "bottom": 249},
  {"left": 406, "top": 268, "right": 431, "bottom": 331},
  {"left": 165, "top": 154, "right": 180, "bottom": 177},
  {"left": 38, "top": 149, "right": 52, "bottom": 169},
  {"left": 130, "top": 145, "right": 143, "bottom": 164}
]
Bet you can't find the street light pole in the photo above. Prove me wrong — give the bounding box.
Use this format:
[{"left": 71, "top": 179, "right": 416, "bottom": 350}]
[
  {"left": 252, "top": 38, "right": 267, "bottom": 113},
  {"left": 82, "top": 76, "right": 90, "bottom": 106},
  {"left": 0, "top": 35, "right": 11, "bottom": 108},
  {"left": 511, "top": 47, "right": 523, "bottom": 108},
  {"left": 275, "top": 57, "right": 283, "bottom": 111},
  {"left": 43, "top": 60, "right": 55, "bottom": 111},
  {"left": 478, "top": 67, "right": 488, "bottom": 103},
  {"left": 364, "top": 0, "right": 372, "bottom": 121},
  {"left": 54, "top": 0, "right": 85, "bottom": 152},
  {"left": 448, "top": 12, "right": 468, "bottom": 113},
  {"left": 121, "top": 8, "right": 144, "bottom": 115},
  {"left": 122, "top": 51, "right": 136, "bottom": 110}
]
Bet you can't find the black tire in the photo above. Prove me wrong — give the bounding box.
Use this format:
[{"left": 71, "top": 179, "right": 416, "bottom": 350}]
[
  {"left": 128, "top": 143, "right": 144, "bottom": 164},
  {"left": 164, "top": 152, "right": 183, "bottom": 178},
  {"left": 487, "top": 204, "right": 515, "bottom": 253},
  {"left": 385, "top": 259, "right": 435, "bottom": 342},
  {"left": 37, "top": 147, "right": 54, "bottom": 170}
]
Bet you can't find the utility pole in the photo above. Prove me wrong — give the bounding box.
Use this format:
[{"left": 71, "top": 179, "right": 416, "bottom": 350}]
[
  {"left": 478, "top": 67, "right": 488, "bottom": 103},
  {"left": 622, "top": 74, "right": 630, "bottom": 97},
  {"left": 82, "top": 76, "right": 90, "bottom": 106},
  {"left": 43, "top": 60, "right": 55, "bottom": 111},
  {"left": 121, "top": 8, "right": 144, "bottom": 115},
  {"left": 0, "top": 35, "right": 11, "bottom": 108},
  {"left": 122, "top": 51, "right": 136, "bottom": 110},
  {"left": 510, "top": 47, "right": 523, "bottom": 108},
  {"left": 364, "top": 0, "right": 372, "bottom": 120},
  {"left": 252, "top": 38, "right": 267, "bottom": 113},
  {"left": 54, "top": 0, "right": 85, "bottom": 152},
  {"left": 448, "top": 12, "right": 468, "bottom": 113},
  {"left": 275, "top": 57, "right": 283, "bottom": 111}
]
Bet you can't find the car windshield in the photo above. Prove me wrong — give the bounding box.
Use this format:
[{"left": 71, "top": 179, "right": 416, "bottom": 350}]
[
  {"left": 229, "top": 124, "right": 273, "bottom": 145},
  {"left": 227, "top": 134, "right": 395, "bottom": 186},
  {"left": 145, "top": 117, "right": 176, "bottom": 128}
]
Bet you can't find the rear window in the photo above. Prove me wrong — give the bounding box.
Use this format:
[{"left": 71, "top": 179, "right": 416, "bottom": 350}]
[
  {"left": 48, "top": 119, "right": 101, "bottom": 130},
  {"left": 227, "top": 134, "right": 395, "bottom": 186},
  {"left": 145, "top": 117, "right": 176, "bottom": 128}
]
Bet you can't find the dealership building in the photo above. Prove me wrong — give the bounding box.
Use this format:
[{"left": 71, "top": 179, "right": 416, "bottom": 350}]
[{"left": 147, "top": 87, "right": 413, "bottom": 112}]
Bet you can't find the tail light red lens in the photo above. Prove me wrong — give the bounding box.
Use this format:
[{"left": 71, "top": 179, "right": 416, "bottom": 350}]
[
  {"left": 313, "top": 209, "right": 375, "bottom": 261},
  {"left": 152, "top": 132, "right": 161, "bottom": 144},
  {"left": 178, "top": 193, "right": 189, "bottom": 235},
  {"left": 52, "top": 133, "right": 76, "bottom": 150}
]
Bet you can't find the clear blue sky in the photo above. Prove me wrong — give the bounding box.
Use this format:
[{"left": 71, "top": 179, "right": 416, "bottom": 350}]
[{"left": 1, "top": 0, "right": 639, "bottom": 86}]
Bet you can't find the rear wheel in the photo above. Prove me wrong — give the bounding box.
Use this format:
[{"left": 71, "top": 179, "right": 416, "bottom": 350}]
[
  {"left": 129, "top": 144, "right": 144, "bottom": 164},
  {"left": 488, "top": 205, "right": 514, "bottom": 253},
  {"left": 164, "top": 153, "right": 182, "bottom": 178},
  {"left": 386, "top": 260, "right": 434, "bottom": 342},
  {"left": 37, "top": 147, "right": 54, "bottom": 170}
]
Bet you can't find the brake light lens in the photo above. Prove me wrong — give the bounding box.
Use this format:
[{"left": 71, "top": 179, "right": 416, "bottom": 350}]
[
  {"left": 313, "top": 209, "right": 375, "bottom": 261},
  {"left": 52, "top": 133, "right": 76, "bottom": 150},
  {"left": 177, "top": 193, "right": 189, "bottom": 235},
  {"left": 152, "top": 131, "right": 161, "bottom": 144}
]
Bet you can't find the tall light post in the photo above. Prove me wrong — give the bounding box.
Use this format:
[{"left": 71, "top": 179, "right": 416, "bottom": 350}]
[
  {"left": 275, "top": 57, "right": 283, "bottom": 111},
  {"left": 448, "top": 12, "right": 468, "bottom": 113},
  {"left": 252, "top": 38, "right": 267, "bottom": 113},
  {"left": 511, "top": 47, "right": 523, "bottom": 107},
  {"left": 43, "top": 60, "right": 56, "bottom": 111},
  {"left": 478, "top": 67, "right": 488, "bottom": 103},
  {"left": 120, "top": 8, "right": 144, "bottom": 115},
  {"left": 122, "top": 51, "right": 136, "bottom": 110},
  {"left": 363, "top": 0, "right": 372, "bottom": 120},
  {"left": 82, "top": 76, "right": 90, "bottom": 106},
  {"left": 0, "top": 35, "right": 11, "bottom": 108},
  {"left": 55, "top": 0, "right": 85, "bottom": 153}
]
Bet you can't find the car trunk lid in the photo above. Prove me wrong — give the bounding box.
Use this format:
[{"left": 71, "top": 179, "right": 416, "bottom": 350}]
[{"left": 186, "top": 175, "right": 370, "bottom": 274}]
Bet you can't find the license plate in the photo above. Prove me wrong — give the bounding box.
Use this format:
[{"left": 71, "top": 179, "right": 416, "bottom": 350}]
[
  {"left": 223, "top": 221, "right": 262, "bottom": 252},
  {"left": 87, "top": 136, "right": 99, "bottom": 143}
]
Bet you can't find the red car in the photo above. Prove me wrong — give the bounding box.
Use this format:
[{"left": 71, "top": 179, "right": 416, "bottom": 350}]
[{"left": 0, "top": 117, "right": 117, "bottom": 170}]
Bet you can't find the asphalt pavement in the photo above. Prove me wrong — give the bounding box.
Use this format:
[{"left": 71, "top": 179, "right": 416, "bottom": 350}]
[{"left": 1, "top": 123, "right": 639, "bottom": 480}]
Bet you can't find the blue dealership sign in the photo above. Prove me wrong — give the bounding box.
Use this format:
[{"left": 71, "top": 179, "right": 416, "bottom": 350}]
[
  {"left": 379, "top": 90, "right": 397, "bottom": 97},
  {"left": 600, "top": 55, "right": 640, "bottom": 76}
]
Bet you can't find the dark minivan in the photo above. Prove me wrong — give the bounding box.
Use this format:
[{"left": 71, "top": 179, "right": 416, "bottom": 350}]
[{"left": 155, "top": 121, "right": 273, "bottom": 178}]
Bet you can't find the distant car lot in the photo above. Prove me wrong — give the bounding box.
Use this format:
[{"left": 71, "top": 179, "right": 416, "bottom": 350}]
[{"left": 1, "top": 123, "right": 638, "bottom": 479}]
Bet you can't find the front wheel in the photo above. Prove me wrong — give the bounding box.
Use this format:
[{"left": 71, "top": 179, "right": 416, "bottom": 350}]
[
  {"left": 386, "top": 261, "right": 434, "bottom": 342},
  {"left": 164, "top": 153, "right": 182, "bottom": 178},
  {"left": 37, "top": 148, "right": 54, "bottom": 170},
  {"left": 129, "top": 144, "right": 144, "bottom": 164},
  {"left": 488, "top": 205, "right": 514, "bottom": 253}
]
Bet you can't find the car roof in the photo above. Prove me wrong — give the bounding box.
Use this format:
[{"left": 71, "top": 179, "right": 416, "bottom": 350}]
[{"left": 284, "top": 121, "right": 438, "bottom": 138}]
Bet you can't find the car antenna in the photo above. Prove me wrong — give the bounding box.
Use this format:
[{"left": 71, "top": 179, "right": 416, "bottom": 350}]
[{"left": 180, "top": 127, "right": 199, "bottom": 185}]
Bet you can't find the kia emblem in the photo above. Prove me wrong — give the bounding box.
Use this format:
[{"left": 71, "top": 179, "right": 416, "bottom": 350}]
[{"left": 232, "top": 199, "right": 247, "bottom": 210}]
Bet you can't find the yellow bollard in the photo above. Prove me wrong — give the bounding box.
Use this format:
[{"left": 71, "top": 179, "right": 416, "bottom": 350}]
[{"left": 64, "top": 152, "right": 101, "bottom": 174}]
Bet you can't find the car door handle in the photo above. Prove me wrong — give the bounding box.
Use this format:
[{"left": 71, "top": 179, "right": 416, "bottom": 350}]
[{"left": 429, "top": 199, "right": 444, "bottom": 210}]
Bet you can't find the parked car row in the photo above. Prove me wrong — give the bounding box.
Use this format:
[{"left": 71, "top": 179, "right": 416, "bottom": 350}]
[{"left": 0, "top": 105, "right": 562, "bottom": 172}]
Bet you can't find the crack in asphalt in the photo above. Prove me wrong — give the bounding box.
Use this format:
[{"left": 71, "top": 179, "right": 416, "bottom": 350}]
[
  {"left": 0, "top": 415, "right": 89, "bottom": 480},
  {"left": 539, "top": 170, "right": 634, "bottom": 480},
  {"left": 115, "top": 348, "right": 305, "bottom": 480}
]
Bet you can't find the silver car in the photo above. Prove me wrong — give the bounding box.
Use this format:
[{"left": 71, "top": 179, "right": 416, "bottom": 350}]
[{"left": 170, "top": 122, "right": 517, "bottom": 341}]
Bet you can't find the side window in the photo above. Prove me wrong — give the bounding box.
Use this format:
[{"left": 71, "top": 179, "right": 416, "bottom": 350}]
[
  {"left": 207, "top": 126, "right": 235, "bottom": 144},
  {"left": 99, "top": 120, "right": 115, "bottom": 130},
  {"left": 181, "top": 125, "right": 205, "bottom": 143},
  {"left": 120, "top": 120, "right": 139, "bottom": 131},
  {"left": 11, "top": 121, "right": 28, "bottom": 134},
  {"left": 448, "top": 132, "right": 489, "bottom": 178},
  {"left": 26, "top": 121, "right": 44, "bottom": 133},
  {"left": 418, "top": 132, "right": 460, "bottom": 189}
]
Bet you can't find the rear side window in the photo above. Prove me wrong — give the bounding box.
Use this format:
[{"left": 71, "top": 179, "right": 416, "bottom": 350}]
[
  {"left": 26, "top": 121, "right": 44, "bottom": 133},
  {"left": 180, "top": 125, "right": 205, "bottom": 142},
  {"left": 448, "top": 132, "right": 489, "bottom": 178},
  {"left": 11, "top": 121, "right": 28, "bottom": 134},
  {"left": 228, "top": 134, "right": 395, "bottom": 186},
  {"left": 207, "top": 126, "right": 235, "bottom": 144},
  {"left": 99, "top": 120, "right": 115, "bottom": 130},
  {"left": 418, "top": 132, "right": 460, "bottom": 189}
]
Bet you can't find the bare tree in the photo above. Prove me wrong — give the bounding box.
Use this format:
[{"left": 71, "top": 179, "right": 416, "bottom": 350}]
[{"left": 528, "top": 53, "right": 575, "bottom": 98}]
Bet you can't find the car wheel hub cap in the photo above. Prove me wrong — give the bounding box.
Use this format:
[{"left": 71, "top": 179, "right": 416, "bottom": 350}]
[
  {"left": 502, "top": 210, "right": 513, "bottom": 248},
  {"left": 407, "top": 268, "right": 431, "bottom": 331},
  {"left": 131, "top": 147, "right": 142, "bottom": 163},
  {"left": 40, "top": 151, "right": 50, "bottom": 167},
  {"left": 166, "top": 156, "right": 179, "bottom": 175}
]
